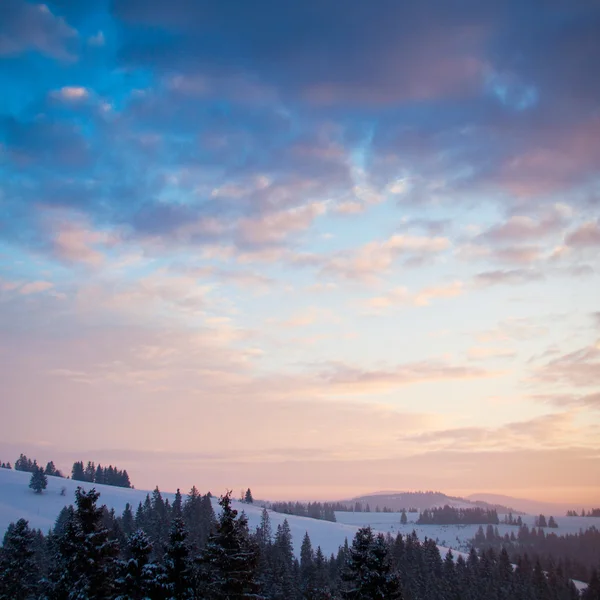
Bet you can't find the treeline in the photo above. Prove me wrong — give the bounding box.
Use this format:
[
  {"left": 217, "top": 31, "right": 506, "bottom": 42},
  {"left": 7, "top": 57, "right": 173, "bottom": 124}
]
[
  {"left": 335, "top": 502, "right": 420, "bottom": 513},
  {"left": 71, "top": 460, "right": 132, "bottom": 488},
  {"left": 472, "top": 522, "right": 600, "bottom": 584},
  {"left": 567, "top": 509, "right": 600, "bottom": 517},
  {"left": 0, "top": 462, "right": 11, "bottom": 469},
  {"left": 417, "top": 505, "right": 500, "bottom": 525},
  {"left": 268, "top": 500, "right": 337, "bottom": 522},
  {"left": 2, "top": 486, "right": 598, "bottom": 599},
  {"left": 12, "top": 454, "right": 64, "bottom": 477}
]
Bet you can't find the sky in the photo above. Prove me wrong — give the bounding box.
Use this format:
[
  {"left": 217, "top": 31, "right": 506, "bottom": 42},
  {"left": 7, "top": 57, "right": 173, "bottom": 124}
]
[{"left": 0, "top": 0, "right": 599, "bottom": 504}]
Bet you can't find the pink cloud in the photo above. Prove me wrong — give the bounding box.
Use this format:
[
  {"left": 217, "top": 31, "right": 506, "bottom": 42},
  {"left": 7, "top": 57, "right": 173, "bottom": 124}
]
[{"left": 19, "top": 281, "right": 53, "bottom": 295}]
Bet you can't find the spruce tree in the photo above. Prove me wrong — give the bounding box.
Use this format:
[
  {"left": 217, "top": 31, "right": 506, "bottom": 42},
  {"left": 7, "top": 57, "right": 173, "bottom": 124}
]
[
  {"left": 200, "top": 491, "right": 262, "bottom": 599},
  {"left": 115, "top": 529, "right": 160, "bottom": 600},
  {"left": 0, "top": 518, "right": 40, "bottom": 600},
  {"left": 71, "top": 461, "right": 85, "bottom": 481},
  {"left": 29, "top": 466, "right": 48, "bottom": 494},
  {"left": 583, "top": 570, "right": 600, "bottom": 600},
  {"left": 46, "top": 487, "right": 120, "bottom": 599},
  {"left": 300, "top": 531, "right": 316, "bottom": 598},
  {"left": 245, "top": 488, "right": 254, "bottom": 504},
  {"left": 341, "top": 527, "right": 402, "bottom": 600},
  {"left": 164, "top": 517, "right": 193, "bottom": 600}
]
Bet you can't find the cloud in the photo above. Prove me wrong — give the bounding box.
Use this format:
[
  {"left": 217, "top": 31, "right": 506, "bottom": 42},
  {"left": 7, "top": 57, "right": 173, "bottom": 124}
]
[
  {"left": 367, "top": 281, "right": 463, "bottom": 310},
  {"left": 113, "top": 0, "right": 490, "bottom": 106},
  {"left": 534, "top": 343, "right": 600, "bottom": 388},
  {"left": 48, "top": 217, "right": 116, "bottom": 266},
  {"left": 51, "top": 86, "right": 90, "bottom": 101},
  {"left": 19, "top": 281, "right": 54, "bottom": 295},
  {"left": 0, "top": 0, "right": 77, "bottom": 59},
  {"left": 88, "top": 31, "right": 105, "bottom": 47},
  {"left": 479, "top": 207, "right": 571, "bottom": 244},
  {"left": 321, "top": 234, "right": 450, "bottom": 281},
  {"left": 301, "top": 359, "right": 498, "bottom": 396},
  {"left": 236, "top": 202, "right": 327, "bottom": 247},
  {"left": 565, "top": 220, "right": 600, "bottom": 248},
  {"left": 473, "top": 268, "right": 544, "bottom": 287},
  {"left": 401, "top": 412, "right": 592, "bottom": 452},
  {"left": 531, "top": 392, "right": 600, "bottom": 411}
]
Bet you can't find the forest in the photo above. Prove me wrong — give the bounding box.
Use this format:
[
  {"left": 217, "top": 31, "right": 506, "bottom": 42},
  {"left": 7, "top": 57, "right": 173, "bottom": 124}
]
[{"left": 2, "top": 485, "right": 600, "bottom": 599}]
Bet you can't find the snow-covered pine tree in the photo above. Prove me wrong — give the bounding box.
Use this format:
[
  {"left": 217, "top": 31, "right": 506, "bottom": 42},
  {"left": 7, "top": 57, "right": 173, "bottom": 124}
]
[
  {"left": 114, "top": 529, "right": 161, "bottom": 600},
  {"left": 341, "top": 526, "right": 402, "bottom": 599},
  {"left": 46, "top": 487, "right": 120, "bottom": 599},
  {"left": 200, "top": 491, "right": 263, "bottom": 599},
  {"left": 0, "top": 518, "right": 40, "bottom": 600},
  {"left": 163, "top": 517, "right": 193, "bottom": 600}
]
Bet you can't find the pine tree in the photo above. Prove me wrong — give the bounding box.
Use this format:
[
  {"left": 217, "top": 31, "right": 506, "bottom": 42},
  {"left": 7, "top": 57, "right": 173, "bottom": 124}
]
[
  {"left": 245, "top": 488, "right": 254, "bottom": 504},
  {"left": 72, "top": 461, "right": 85, "bottom": 481},
  {"left": 164, "top": 517, "right": 193, "bottom": 599},
  {"left": 0, "top": 518, "right": 40, "bottom": 600},
  {"left": 45, "top": 461, "right": 62, "bottom": 477},
  {"left": 270, "top": 519, "right": 297, "bottom": 599},
  {"left": 115, "top": 529, "right": 160, "bottom": 600},
  {"left": 173, "top": 489, "right": 183, "bottom": 519},
  {"left": 400, "top": 510, "right": 407, "bottom": 525},
  {"left": 583, "top": 570, "right": 600, "bottom": 600},
  {"left": 29, "top": 466, "right": 48, "bottom": 494},
  {"left": 300, "top": 531, "right": 316, "bottom": 597},
  {"left": 121, "top": 503, "right": 135, "bottom": 537},
  {"left": 200, "top": 491, "right": 262, "bottom": 599},
  {"left": 341, "top": 527, "right": 402, "bottom": 599},
  {"left": 46, "top": 487, "right": 120, "bottom": 599}
]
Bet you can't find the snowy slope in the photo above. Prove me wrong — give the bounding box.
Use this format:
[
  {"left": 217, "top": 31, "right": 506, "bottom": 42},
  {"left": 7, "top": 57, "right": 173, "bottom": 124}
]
[
  {"left": 335, "top": 510, "right": 600, "bottom": 553},
  {"left": 2, "top": 468, "right": 598, "bottom": 564},
  {"left": 0, "top": 468, "right": 360, "bottom": 558}
]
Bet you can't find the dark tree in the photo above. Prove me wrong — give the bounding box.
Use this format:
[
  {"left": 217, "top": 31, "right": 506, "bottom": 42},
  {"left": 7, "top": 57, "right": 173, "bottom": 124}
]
[
  {"left": 341, "top": 527, "right": 402, "bottom": 599},
  {"left": 115, "top": 529, "right": 161, "bottom": 600},
  {"left": 71, "top": 460, "right": 85, "bottom": 481},
  {"left": 200, "top": 491, "right": 262, "bottom": 599},
  {"left": 245, "top": 488, "right": 254, "bottom": 504},
  {"left": 583, "top": 570, "right": 600, "bottom": 600},
  {"left": 46, "top": 487, "right": 120, "bottom": 599},
  {"left": 164, "top": 517, "right": 193, "bottom": 599},
  {"left": 29, "top": 467, "right": 48, "bottom": 494},
  {"left": 400, "top": 510, "right": 407, "bottom": 525},
  {"left": 0, "top": 518, "right": 40, "bottom": 600}
]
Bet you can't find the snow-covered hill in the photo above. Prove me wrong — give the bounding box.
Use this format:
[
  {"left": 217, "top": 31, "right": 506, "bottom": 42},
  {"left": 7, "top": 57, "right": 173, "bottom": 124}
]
[
  {"left": 0, "top": 468, "right": 361, "bottom": 558},
  {"left": 2, "top": 468, "right": 598, "bottom": 568}
]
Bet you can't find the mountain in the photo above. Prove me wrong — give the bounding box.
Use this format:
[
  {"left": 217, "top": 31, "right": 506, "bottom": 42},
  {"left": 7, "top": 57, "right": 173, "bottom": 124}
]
[
  {"left": 344, "top": 491, "right": 519, "bottom": 513},
  {"left": 467, "top": 493, "right": 578, "bottom": 516}
]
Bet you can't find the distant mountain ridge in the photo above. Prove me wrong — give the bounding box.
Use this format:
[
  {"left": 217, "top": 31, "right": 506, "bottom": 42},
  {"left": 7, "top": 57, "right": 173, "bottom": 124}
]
[{"left": 342, "top": 491, "right": 522, "bottom": 514}]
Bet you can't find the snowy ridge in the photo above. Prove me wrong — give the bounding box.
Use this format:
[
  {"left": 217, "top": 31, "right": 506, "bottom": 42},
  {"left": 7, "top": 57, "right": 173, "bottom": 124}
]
[{"left": 0, "top": 468, "right": 362, "bottom": 558}]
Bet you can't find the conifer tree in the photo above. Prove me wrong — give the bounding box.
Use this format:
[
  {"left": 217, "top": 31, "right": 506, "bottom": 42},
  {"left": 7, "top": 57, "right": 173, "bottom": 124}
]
[
  {"left": 0, "top": 518, "right": 40, "bottom": 600},
  {"left": 115, "top": 529, "right": 160, "bottom": 600},
  {"left": 341, "top": 527, "right": 402, "bottom": 600},
  {"left": 583, "top": 570, "right": 600, "bottom": 600},
  {"left": 46, "top": 487, "right": 120, "bottom": 599},
  {"left": 245, "top": 488, "right": 254, "bottom": 504},
  {"left": 400, "top": 510, "right": 407, "bottom": 525},
  {"left": 71, "top": 461, "right": 85, "bottom": 481},
  {"left": 29, "top": 466, "right": 48, "bottom": 494},
  {"left": 121, "top": 503, "right": 135, "bottom": 537},
  {"left": 163, "top": 517, "right": 193, "bottom": 600},
  {"left": 200, "top": 491, "right": 262, "bottom": 599}
]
